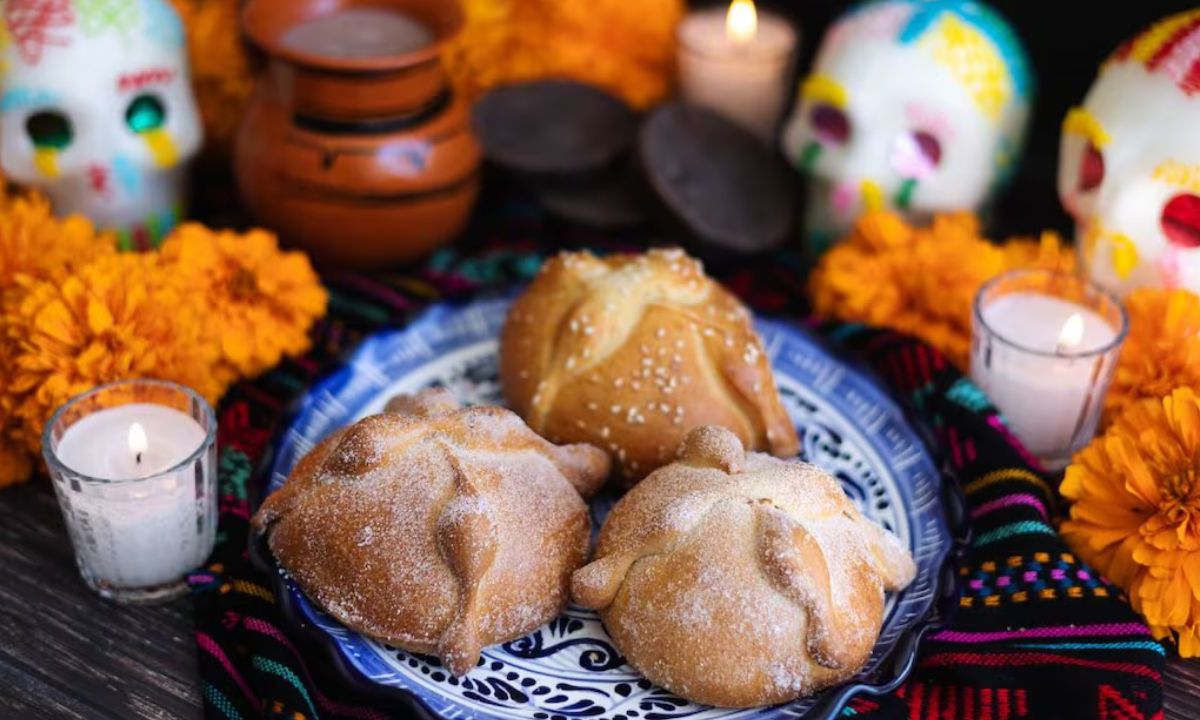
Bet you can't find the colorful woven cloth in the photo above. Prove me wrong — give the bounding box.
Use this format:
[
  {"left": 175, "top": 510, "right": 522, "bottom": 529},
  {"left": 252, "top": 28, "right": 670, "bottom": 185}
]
[{"left": 190, "top": 241, "right": 1165, "bottom": 720}]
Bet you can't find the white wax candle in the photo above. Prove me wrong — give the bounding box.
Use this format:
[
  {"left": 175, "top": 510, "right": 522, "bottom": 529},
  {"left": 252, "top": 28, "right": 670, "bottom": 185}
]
[
  {"left": 677, "top": 2, "right": 797, "bottom": 140},
  {"left": 972, "top": 293, "right": 1117, "bottom": 460},
  {"left": 55, "top": 404, "right": 209, "bottom": 588}
]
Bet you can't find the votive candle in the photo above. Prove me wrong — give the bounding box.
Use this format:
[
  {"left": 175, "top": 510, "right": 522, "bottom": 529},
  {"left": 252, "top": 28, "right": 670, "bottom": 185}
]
[
  {"left": 43, "top": 379, "right": 217, "bottom": 604},
  {"left": 971, "top": 270, "right": 1128, "bottom": 470},
  {"left": 677, "top": 0, "right": 798, "bottom": 140}
]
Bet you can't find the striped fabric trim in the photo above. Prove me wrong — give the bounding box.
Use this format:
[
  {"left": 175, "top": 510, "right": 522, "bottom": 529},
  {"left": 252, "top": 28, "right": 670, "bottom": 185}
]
[
  {"left": 972, "top": 520, "right": 1056, "bottom": 547},
  {"left": 965, "top": 468, "right": 1055, "bottom": 501},
  {"left": 921, "top": 652, "right": 1163, "bottom": 681},
  {"left": 1012, "top": 641, "right": 1166, "bottom": 655},
  {"left": 970, "top": 493, "right": 1049, "bottom": 522},
  {"left": 253, "top": 655, "right": 322, "bottom": 720},
  {"left": 197, "top": 632, "right": 262, "bottom": 713},
  {"left": 243, "top": 618, "right": 392, "bottom": 720},
  {"left": 931, "top": 623, "right": 1153, "bottom": 643},
  {"left": 202, "top": 682, "right": 245, "bottom": 720}
]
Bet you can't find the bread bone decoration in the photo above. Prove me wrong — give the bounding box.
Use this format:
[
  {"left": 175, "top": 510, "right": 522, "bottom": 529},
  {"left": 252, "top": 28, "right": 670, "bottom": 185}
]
[
  {"left": 252, "top": 389, "right": 610, "bottom": 676},
  {"left": 500, "top": 248, "right": 799, "bottom": 484},
  {"left": 572, "top": 426, "right": 916, "bottom": 707}
]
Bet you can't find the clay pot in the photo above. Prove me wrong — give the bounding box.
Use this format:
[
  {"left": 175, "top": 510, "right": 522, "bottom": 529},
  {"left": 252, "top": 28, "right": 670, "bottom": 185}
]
[{"left": 236, "top": 0, "right": 480, "bottom": 268}]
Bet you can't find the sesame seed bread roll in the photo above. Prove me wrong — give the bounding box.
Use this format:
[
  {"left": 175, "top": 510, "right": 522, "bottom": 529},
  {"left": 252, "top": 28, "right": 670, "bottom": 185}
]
[
  {"left": 500, "top": 248, "right": 799, "bottom": 485},
  {"left": 572, "top": 426, "right": 916, "bottom": 708}
]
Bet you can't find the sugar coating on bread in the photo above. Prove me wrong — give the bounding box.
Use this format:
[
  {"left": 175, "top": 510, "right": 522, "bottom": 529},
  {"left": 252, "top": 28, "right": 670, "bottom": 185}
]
[
  {"left": 571, "top": 425, "right": 915, "bottom": 708},
  {"left": 500, "top": 248, "right": 799, "bottom": 484},
  {"left": 252, "top": 388, "right": 611, "bottom": 676}
]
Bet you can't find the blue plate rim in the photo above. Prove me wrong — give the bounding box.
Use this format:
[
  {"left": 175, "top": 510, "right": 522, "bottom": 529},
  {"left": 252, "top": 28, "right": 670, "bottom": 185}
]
[{"left": 253, "top": 296, "right": 966, "bottom": 720}]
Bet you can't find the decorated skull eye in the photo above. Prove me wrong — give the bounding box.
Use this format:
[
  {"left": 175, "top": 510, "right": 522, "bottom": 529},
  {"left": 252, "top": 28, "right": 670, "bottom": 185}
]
[
  {"left": 1078, "top": 142, "right": 1105, "bottom": 192},
  {"left": 1161, "top": 193, "right": 1200, "bottom": 249},
  {"left": 126, "top": 94, "right": 167, "bottom": 134},
  {"left": 26, "top": 110, "right": 73, "bottom": 150},
  {"left": 891, "top": 130, "right": 942, "bottom": 180},
  {"left": 810, "top": 104, "right": 850, "bottom": 145}
]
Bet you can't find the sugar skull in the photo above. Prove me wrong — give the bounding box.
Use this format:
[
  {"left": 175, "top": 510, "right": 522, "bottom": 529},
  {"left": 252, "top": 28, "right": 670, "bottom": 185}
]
[
  {"left": 781, "top": 0, "right": 1031, "bottom": 250},
  {"left": 1059, "top": 9, "right": 1200, "bottom": 297},
  {"left": 0, "top": 0, "right": 201, "bottom": 249}
]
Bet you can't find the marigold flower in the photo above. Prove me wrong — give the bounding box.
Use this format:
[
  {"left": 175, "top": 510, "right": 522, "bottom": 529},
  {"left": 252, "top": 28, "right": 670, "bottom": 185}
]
[
  {"left": 1106, "top": 288, "right": 1200, "bottom": 425},
  {"left": 0, "top": 190, "right": 116, "bottom": 486},
  {"left": 1061, "top": 387, "right": 1200, "bottom": 656},
  {"left": 159, "top": 224, "right": 327, "bottom": 381},
  {"left": 1, "top": 252, "right": 223, "bottom": 457},
  {"left": 443, "top": 0, "right": 683, "bottom": 109},
  {"left": 0, "top": 439, "right": 31, "bottom": 489},
  {"left": 0, "top": 191, "right": 115, "bottom": 286},
  {"left": 809, "top": 212, "right": 1078, "bottom": 369},
  {"left": 170, "top": 0, "right": 255, "bottom": 154}
]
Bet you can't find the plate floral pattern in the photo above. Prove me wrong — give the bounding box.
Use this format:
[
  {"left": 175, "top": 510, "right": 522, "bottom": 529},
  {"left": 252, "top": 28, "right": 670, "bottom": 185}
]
[{"left": 266, "top": 298, "right": 953, "bottom": 720}]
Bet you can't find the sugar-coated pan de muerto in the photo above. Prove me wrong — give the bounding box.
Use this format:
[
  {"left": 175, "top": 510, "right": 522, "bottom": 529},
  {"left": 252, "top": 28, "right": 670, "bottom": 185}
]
[
  {"left": 252, "top": 389, "right": 610, "bottom": 676},
  {"left": 571, "top": 426, "right": 916, "bottom": 708},
  {"left": 500, "top": 248, "right": 799, "bottom": 484}
]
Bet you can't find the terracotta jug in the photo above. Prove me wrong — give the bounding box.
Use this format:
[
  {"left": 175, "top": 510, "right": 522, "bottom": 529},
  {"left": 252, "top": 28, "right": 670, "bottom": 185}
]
[{"left": 236, "top": 0, "right": 480, "bottom": 268}]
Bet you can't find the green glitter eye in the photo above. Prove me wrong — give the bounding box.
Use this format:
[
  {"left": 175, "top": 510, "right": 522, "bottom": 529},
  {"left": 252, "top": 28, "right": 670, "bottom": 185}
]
[
  {"left": 26, "top": 111, "right": 73, "bottom": 150},
  {"left": 126, "top": 94, "right": 167, "bottom": 134}
]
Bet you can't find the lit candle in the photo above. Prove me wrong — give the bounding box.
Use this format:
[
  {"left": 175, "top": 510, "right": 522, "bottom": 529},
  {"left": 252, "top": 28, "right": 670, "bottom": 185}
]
[
  {"left": 44, "top": 381, "right": 217, "bottom": 603},
  {"left": 971, "top": 271, "right": 1128, "bottom": 469},
  {"left": 677, "top": 0, "right": 798, "bottom": 140}
]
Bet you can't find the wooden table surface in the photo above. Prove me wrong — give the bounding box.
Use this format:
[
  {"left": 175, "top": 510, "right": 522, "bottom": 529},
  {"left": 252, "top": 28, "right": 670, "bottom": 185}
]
[{"left": 1, "top": 478, "right": 1198, "bottom": 719}]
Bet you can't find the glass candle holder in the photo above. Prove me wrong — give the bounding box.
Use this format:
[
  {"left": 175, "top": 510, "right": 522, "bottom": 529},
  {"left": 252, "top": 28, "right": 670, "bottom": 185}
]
[
  {"left": 677, "top": 1, "right": 798, "bottom": 140},
  {"left": 42, "top": 379, "right": 218, "bottom": 604},
  {"left": 971, "top": 269, "right": 1128, "bottom": 470}
]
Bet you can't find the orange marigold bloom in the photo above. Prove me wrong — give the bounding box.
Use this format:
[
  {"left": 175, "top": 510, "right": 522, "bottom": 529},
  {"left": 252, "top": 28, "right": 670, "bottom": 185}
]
[
  {"left": 1061, "top": 388, "right": 1200, "bottom": 656},
  {"left": 0, "top": 438, "right": 32, "bottom": 489},
  {"left": 1, "top": 252, "right": 223, "bottom": 457},
  {"left": 1003, "top": 230, "right": 1078, "bottom": 275},
  {"left": 0, "top": 191, "right": 116, "bottom": 286},
  {"left": 443, "top": 0, "right": 683, "bottom": 109},
  {"left": 1105, "top": 288, "right": 1200, "bottom": 425},
  {"left": 809, "top": 212, "right": 1079, "bottom": 369},
  {"left": 170, "top": 0, "right": 255, "bottom": 154},
  {"left": 0, "top": 191, "right": 116, "bottom": 487},
  {"left": 810, "top": 212, "right": 1004, "bottom": 368},
  {"left": 159, "top": 224, "right": 327, "bottom": 381}
]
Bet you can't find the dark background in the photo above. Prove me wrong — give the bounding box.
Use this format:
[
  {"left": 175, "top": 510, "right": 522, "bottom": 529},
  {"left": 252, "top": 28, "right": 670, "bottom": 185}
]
[{"left": 752, "top": 0, "right": 1199, "bottom": 239}]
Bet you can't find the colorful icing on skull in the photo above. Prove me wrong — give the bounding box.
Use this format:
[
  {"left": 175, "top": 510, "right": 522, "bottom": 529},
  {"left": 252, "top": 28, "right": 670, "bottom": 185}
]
[
  {"left": 0, "top": 0, "right": 201, "bottom": 249},
  {"left": 1059, "top": 9, "right": 1200, "bottom": 297},
  {"left": 782, "top": 0, "right": 1031, "bottom": 248}
]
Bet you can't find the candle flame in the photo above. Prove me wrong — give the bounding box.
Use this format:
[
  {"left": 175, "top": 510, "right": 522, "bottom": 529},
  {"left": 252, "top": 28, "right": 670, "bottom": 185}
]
[
  {"left": 1057, "top": 313, "right": 1085, "bottom": 351},
  {"left": 128, "top": 422, "right": 148, "bottom": 462},
  {"left": 726, "top": 0, "right": 757, "bottom": 45}
]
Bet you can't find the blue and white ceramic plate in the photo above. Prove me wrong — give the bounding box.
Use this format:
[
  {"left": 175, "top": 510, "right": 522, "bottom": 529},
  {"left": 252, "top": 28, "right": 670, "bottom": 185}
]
[{"left": 265, "top": 297, "right": 954, "bottom": 720}]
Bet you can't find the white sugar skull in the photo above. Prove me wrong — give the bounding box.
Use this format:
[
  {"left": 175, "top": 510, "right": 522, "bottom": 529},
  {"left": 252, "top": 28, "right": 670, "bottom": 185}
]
[
  {"left": 0, "top": 0, "right": 201, "bottom": 249},
  {"left": 1059, "top": 9, "right": 1200, "bottom": 297},
  {"left": 782, "top": 0, "right": 1031, "bottom": 250}
]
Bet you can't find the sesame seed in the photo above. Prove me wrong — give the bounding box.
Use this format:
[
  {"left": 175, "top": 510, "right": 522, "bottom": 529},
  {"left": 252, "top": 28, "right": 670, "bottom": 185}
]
[
  {"left": 565, "top": 356, "right": 576, "bottom": 370},
  {"left": 611, "top": 405, "right": 622, "bottom": 414},
  {"left": 655, "top": 328, "right": 666, "bottom": 339},
  {"left": 518, "top": 370, "right": 529, "bottom": 379},
  {"left": 601, "top": 426, "right": 611, "bottom": 438},
  {"left": 575, "top": 420, "right": 585, "bottom": 429},
  {"left": 587, "top": 402, "right": 598, "bottom": 411},
  {"left": 569, "top": 319, "right": 579, "bottom": 332},
  {"left": 613, "top": 378, "right": 624, "bottom": 388},
  {"left": 584, "top": 326, "right": 595, "bottom": 336},
  {"left": 631, "top": 381, "right": 642, "bottom": 390}
]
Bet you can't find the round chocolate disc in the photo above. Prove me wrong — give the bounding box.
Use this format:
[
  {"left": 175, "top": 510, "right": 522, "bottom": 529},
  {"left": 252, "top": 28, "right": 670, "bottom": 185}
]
[
  {"left": 640, "top": 103, "right": 798, "bottom": 253},
  {"left": 473, "top": 80, "right": 638, "bottom": 176}
]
